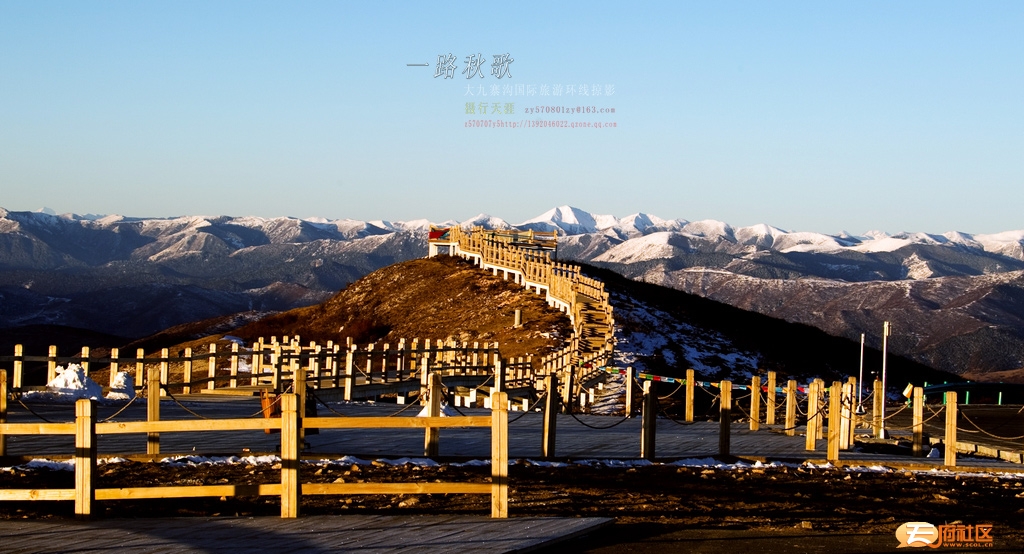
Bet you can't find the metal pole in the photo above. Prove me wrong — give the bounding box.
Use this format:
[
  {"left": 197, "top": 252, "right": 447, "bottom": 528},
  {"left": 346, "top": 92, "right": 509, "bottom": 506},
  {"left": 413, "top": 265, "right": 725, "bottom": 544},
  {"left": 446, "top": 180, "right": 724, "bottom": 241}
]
[
  {"left": 857, "top": 333, "right": 865, "bottom": 411},
  {"left": 880, "top": 321, "right": 890, "bottom": 439}
]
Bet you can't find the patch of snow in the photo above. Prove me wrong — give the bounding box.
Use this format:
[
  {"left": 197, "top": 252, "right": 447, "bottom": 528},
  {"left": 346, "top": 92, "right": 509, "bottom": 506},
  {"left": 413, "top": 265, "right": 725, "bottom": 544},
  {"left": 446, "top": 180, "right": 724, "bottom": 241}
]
[
  {"left": 22, "top": 364, "right": 105, "bottom": 403},
  {"left": 19, "top": 459, "right": 76, "bottom": 471},
  {"left": 105, "top": 371, "right": 135, "bottom": 401},
  {"left": 372, "top": 457, "right": 440, "bottom": 467},
  {"left": 417, "top": 403, "right": 459, "bottom": 417}
]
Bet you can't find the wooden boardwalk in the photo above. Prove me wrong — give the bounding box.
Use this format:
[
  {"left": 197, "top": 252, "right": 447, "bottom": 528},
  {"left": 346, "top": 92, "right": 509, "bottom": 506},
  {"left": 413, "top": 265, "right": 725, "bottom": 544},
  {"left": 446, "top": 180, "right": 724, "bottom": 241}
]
[
  {"left": 3, "top": 397, "right": 1022, "bottom": 471},
  {"left": 0, "top": 514, "right": 613, "bottom": 553}
]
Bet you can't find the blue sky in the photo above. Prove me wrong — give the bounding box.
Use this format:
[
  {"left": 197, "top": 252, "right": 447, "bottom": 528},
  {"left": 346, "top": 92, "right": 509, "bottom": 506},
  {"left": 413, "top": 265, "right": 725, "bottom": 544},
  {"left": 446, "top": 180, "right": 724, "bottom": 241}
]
[{"left": 1, "top": 1, "right": 1021, "bottom": 234}]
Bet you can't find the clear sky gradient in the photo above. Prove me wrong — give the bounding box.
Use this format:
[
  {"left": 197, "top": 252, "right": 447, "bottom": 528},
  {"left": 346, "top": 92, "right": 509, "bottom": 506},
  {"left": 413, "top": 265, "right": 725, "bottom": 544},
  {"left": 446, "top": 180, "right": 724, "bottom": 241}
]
[{"left": 1, "top": 1, "right": 1021, "bottom": 234}]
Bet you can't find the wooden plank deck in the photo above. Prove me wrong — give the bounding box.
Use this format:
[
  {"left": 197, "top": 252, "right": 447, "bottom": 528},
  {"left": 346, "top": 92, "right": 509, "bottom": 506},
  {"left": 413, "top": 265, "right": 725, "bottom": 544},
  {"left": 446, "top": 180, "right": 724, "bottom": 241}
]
[{"left": 0, "top": 514, "right": 614, "bottom": 553}]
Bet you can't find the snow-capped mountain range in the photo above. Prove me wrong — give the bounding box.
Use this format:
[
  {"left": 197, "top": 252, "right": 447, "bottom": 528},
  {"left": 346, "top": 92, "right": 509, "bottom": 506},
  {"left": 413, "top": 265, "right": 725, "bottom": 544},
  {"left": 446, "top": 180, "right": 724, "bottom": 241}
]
[
  {"left": 3, "top": 205, "right": 1024, "bottom": 379},
  {"left": 518, "top": 205, "right": 1024, "bottom": 278}
]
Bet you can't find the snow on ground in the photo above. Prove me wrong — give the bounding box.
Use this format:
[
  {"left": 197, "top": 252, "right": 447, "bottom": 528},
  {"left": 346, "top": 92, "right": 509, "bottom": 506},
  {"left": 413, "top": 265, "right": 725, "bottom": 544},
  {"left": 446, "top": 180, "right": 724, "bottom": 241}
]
[
  {"left": 6, "top": 456, "right": 1023, "bottom": 479},
  {"left": 580, "top": 289, "right": 764, "bottom": 416},
  {"left": 611, "top": 293, "right": 761, "bottom": 381}
]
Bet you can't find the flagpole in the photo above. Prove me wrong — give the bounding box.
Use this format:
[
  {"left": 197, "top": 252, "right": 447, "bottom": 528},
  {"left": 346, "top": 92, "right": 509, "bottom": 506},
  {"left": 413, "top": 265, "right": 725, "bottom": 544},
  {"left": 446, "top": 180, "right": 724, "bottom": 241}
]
[
  {"left": 858, "top": 333, "right": 865, "bottom": 412},
  {"left": 879, "top": 321, "right": 891, "bottom": 439}
]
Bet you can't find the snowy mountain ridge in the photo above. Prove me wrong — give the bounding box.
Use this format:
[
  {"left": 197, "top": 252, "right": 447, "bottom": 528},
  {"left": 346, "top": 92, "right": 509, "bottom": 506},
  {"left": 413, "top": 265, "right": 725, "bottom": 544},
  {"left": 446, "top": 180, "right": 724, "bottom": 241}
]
[{"left": 12, "top": 204, "right": 1024, "bottom": 262}]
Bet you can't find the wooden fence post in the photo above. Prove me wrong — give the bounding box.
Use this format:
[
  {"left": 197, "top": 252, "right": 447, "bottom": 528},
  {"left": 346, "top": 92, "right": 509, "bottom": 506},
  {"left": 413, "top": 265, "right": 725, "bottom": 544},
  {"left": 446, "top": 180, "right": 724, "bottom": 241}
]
[
  {"left": 159, "top": 348, "right": 169, "bottom": 397},
  {"left": 313, "top": 344, "right": 323, "bottom": 386},
  {"left": 641, "top": 380, "right": 657, "bottom": 461},
  {"left": 806, "top": 380, "right": 818, "bottom": 451},
  {"left": 425, "top": 373, "right": 442, "bottom": 457},
  {"left": 719, "top": 380, "right": 732, "bottom": 457},
  {"left": 685, "top": 369, "right": 695, "bottom": 423},
  {"left": 912, "top": 386, "right": 924, "bottom": 456},
  {"left": 561, "top": 366, "right": 575, "bottom": 414},
  {"left": 331, "top": 344, "right": 342, "bottom": 388},
  {"left": 491, "top": 390, "right": 509, "bottom": 518},
  {"left": 0, "top": 370, "right": 6, "bottom": 456},
  {"left": 281, "top": 393, "right": 300, "bottom": 518},
  {"left": 827, "top": 382, "right": 841, "bottom": 462},
  {"left": 182, "top": 347, "right": 192, "bottom": 395},
  {"left": 815, "top": 379, "right": 825, "bottom": 440},
  {"left": 207, "top": 343, "right": 217, "bottom": 391},
  {"left": 493, "top": 358, "right": 504, "bottom": 394},
  {"left": 872, "top": 378, "right": 883, "bottom": 439},
  {"left": 945, "top": 391, "right": 957, "bottom": 467},
  {"left": 135, "top": 348, "right": 145, "bottom": 393},
  {"left": 254, "top": 339, "right": 265, "bottom": 387},
  {"left": 148, "top": 361, "right": 161, "bottom": 455},
  {"left": 13, "top": 344, "right": 23, "bottom": 390},
  {"left": 271, "top": 344, "right": 282, "bottom": 393},
  {"left": 785, "top": 380, "right": 797, "bottom": 437},
  {"left": 295, "top": 356, "right": 307, "bottom": 443},
  {"left": 766, "top": 371, "right": 777, "bottom": 425},
  {"left": 624, "top": 366, "right": 634, "bottom": 417},
  {"left": 542, "top": 374, "right": 558, "bottom": 458},
  {"left": 419, "top": 344, "right": 431, "bottom": 405},
  {"left": 365, "top": 344, "right": 375, "bottom": 384},
  {"left": 839, "top": 382, "right": 852, "bottom": 450},
  {"left": 80, "top": 346, "right": 90, "bottom": 375},
  {"left": 230, "top": 343, "right": 239, "bottom": 389},
  {"left": 74, "top": 398, "right": 96, "bottom": 518},
  {"left": 109, "top": 348, "right": 120, "bottom": 388},
  {"left": 47, "top": 345, "right": 58, "bottom": 383},
  {"left": 344, "top": 344, "right": 356, "bottom": 401},
  {"left": 750, "top": 376, "right": 761, "bottom": 431}
]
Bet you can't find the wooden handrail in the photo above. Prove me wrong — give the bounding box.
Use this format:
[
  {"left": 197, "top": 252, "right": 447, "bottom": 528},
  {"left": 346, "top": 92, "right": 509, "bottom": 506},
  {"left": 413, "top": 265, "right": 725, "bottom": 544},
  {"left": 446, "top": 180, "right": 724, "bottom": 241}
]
[{"left": 0, "top": 391, "right": 510, "bottom": 518}]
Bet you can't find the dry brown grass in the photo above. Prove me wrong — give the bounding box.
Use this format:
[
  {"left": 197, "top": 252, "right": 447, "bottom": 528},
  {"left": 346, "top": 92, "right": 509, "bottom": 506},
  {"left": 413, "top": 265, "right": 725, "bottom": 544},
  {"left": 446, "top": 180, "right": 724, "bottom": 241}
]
[{"left": 231, "top": 255, "right": 571, "bottom": 360}]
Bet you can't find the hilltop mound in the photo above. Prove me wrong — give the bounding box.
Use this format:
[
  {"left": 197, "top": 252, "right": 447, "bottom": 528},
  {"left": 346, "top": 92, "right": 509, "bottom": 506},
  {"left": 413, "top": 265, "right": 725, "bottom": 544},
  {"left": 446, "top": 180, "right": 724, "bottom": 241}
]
[{"left": 224, "top": 255, "right": 571, "bottom": 360}]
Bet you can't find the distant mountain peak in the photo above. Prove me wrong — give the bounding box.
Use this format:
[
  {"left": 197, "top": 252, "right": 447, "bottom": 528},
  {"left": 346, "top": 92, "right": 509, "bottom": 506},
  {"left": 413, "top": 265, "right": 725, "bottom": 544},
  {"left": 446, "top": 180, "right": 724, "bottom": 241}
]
[{"left": 520, "top": 205, "right": 599, "bottom": 232}]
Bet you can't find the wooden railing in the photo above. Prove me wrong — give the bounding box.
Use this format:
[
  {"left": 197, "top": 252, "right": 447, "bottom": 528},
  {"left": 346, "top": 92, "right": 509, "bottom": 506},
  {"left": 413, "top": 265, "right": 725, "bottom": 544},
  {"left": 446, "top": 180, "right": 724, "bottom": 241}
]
[
  {"left": 430, "top": 226, "right": 617, "bottom": 408},
  {"left": 0, "top": 369, "right": 510, "bottom": 519},
  {"left": 0, "top": 337, "right": 501, "bottom": 395}
]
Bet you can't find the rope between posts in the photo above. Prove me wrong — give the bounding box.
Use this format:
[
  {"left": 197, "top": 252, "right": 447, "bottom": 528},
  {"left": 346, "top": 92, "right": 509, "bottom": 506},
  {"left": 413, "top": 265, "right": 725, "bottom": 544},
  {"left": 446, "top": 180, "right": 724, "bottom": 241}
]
[
  {"left": 160, "top": 386, "right": 213, "bottom": 420},
  {"left": 659, "top": 405, "right": 697, "bottom": 426},
  {"left": 387, "top": 400, "right": 422, "bottom": 417},
  {"left": 880, "top": 406, "right": 946, "bottom": 430},
  {"left": 776, "top": 401, "right": 829, "bottom": 433},
  {"left": 564, "top": 394, "right": 632, "bottom": 430},
  {"left": 657, "top": 381, "right": 685, "bottom": 401},
  {"left": 735, "top": 400, "right": 750, "bottom": 419},
  {"left": 99, "top": 393, "right": 140, "bottom": 423},
  {"left": 567, "top": 409, "right": 632, "bottom": 429},
  {"left": 879, "top": 403, "right": 909, "bottom": 421},
  {"left": 307, "top": 389, "right": 347, "bottom": 417},
  {"left": 474, "top": 375, "right": 494, "bottom": 391},
  {"left": 958, "top": 411, "right": 1024, "bottom": 441},
  {"left": 703, "top": 394, "right": 722, "bottom": 419},
  {"left": 508, "top": 392, "right": 548, "bottom": 424},
  {"left": 13, "top": 394, "right": 57, "bottom": 423},
  {"left": 253, "top": 392, "right": 285, "bottom": 418}
]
